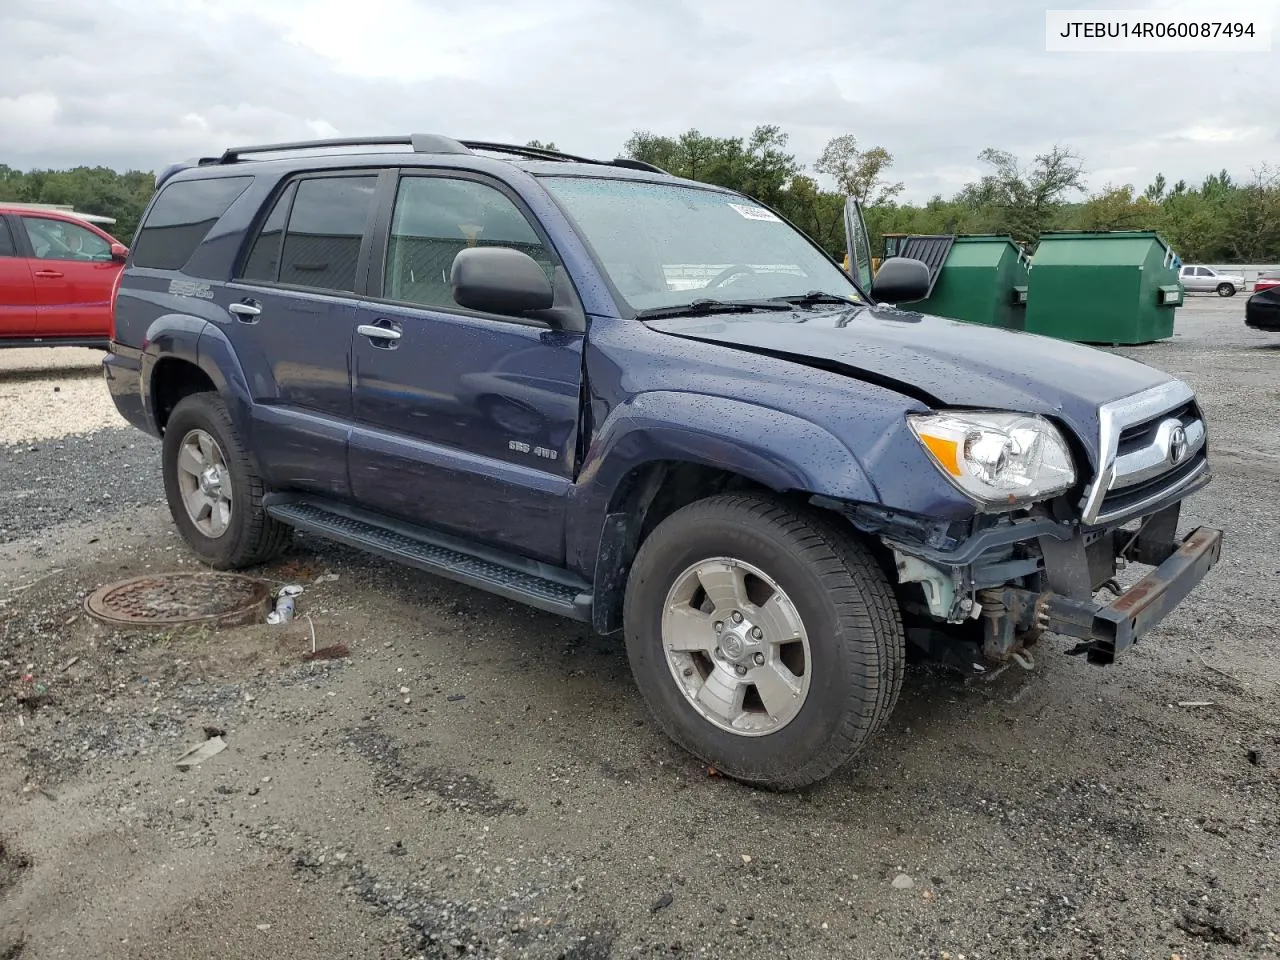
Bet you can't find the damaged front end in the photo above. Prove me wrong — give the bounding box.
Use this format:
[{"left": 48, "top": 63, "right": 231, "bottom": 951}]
[
  {"left": 816, "top": 494, "right": 1223, "bottom": 675},
  {"left": 887, "top": 381, "right": 1225, "bottom": 670},
  {"left": 815, "top": 379, "right": 1225, "bottom": 674}
]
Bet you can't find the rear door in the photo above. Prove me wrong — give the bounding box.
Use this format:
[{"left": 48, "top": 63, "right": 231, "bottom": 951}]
[
  {"left": 222, "top": 171, "right": 385, "bottom": 498},
  {"left": 0, "top": 217, "right": 36, "bottom": 337},
  {"left": 19, "top": 215, "right": 119, "bottom": 337},
  {"left": 347, "top": 170, "right": 584, "bottom": 562}
]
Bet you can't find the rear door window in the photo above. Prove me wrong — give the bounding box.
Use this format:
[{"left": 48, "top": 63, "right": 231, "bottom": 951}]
[
  {"left": 276, "top": 176, "right": 378, "bottom": 293},
  {"left": 131, "top": 176, "right": 253, "bottom": 270},
  {"left": 0, "top": 219, "right": 16, "bottom": 257},
  {"left": 238, "top": 182, "right": 297, "bottom": 283}
]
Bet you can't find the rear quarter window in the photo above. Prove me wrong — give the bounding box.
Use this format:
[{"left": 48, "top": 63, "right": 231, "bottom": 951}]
[{"left": 131, "top": 176, "right": 253, "bottom": 270}]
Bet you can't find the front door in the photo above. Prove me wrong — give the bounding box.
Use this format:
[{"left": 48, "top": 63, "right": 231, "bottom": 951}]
[
  {"left": 221, "top": 172, "right": 384, "bottom": 498},
  {"left": 348, "top": 172, "right": 583, "bottom": 563},
  {"left": 19, "top": 215, "right": 118, "bottom": 338},
  {"left": 843, "top": 197, "right": 874, "bottom": 291},
  {"left": 0, "top": 217, "right": 35, "bottom": 337}
]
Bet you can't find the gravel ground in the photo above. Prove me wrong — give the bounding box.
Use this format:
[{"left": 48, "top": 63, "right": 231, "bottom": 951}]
[
  {"left": 0, "top": 428, "right": 161, "bottom": 544},
  {"left": 1, "top": 297, "right": 1277, "bottom": 960},
  {"left": 0, "top": 347, "right": 126, "bottom": 444}
]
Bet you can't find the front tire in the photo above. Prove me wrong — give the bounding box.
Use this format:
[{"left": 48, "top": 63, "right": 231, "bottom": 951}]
[
  {"left": 1217, "top": 283, "right": 1236, "bottom": 297},
  {"left": 623, "top": 494, "right": 904, "bottom": 790},
  {"left": 162, "top": 392, "right": 291, "bottom": 569}
]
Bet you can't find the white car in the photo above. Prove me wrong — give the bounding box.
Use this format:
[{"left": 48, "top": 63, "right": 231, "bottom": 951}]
[{"left": 1179, "top": 265, "right": 1244, "bottom": 297}]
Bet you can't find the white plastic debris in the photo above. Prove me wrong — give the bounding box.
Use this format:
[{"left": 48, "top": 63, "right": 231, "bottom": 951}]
[{"left": 175, "top": 736, "right": 227, "bottom": 771}]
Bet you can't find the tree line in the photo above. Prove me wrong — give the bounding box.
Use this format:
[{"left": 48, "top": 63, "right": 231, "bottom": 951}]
[
  {"left": 0, "top": 164, "right": 156, "bottom": 242},
  {"left": 620, "top": 128, "right": 1280, "bottom": 263},
  {"left": 4, "top": 130, "right": 1277, "bottom": 263}
]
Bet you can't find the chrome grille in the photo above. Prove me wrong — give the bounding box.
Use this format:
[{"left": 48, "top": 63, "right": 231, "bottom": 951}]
[{"left": 1080, "top": 381, "right": 1210, "bottom": 526}]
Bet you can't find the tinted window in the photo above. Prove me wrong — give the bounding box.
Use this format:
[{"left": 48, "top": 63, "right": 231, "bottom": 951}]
[
  {"left": 131, "top": 176, "right": 252, "bottom": 270},
  {"left": 22, "top": 217, "right": 111, "bottom": 261},
  {"left": 239, "top": 182, "right": 297, "bottom": 283},
  {"left": 280, "top": 176, "right": 377, "bottom": 292},
  {"left": 0, "top": 220, "right": 15, "bottom": 257},
  {"left": 384, "top": 176, "right": 553, "bottom": 309}
]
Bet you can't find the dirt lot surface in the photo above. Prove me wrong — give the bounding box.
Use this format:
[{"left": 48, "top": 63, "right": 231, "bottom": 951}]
[
  {"left": 0, "top": 347, "right": 127, "bottom": 445},
  {"left": 2, "top": 298, "right": 1278, "bottom": 959}
]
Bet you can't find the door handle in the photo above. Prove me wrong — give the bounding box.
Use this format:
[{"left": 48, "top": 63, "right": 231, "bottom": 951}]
[
  {"left": 228, "top": 301, "right": 262, "bottom": 322},
  {"left": 34, "top": 270, "right": 64, "bottom": 279},
  {"left": 357, "top": 323, "right": 402, "bottom": 341}
]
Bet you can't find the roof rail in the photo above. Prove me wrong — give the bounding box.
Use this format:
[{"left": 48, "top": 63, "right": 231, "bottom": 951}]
[
  {"left": 198, "top": 133, "right": 673, "bottom": 176},
  {"left": 213, "top": 134, "right": 473, "bottom": 164},
  {"left": 461, "top": 141, "right": 671, "bottom": 176},
  {"left": 610, "top": 157, "right": 669, "bottom": 175},
  {"left": 461, "top": 140, "right": 597, "bottom": 164}
]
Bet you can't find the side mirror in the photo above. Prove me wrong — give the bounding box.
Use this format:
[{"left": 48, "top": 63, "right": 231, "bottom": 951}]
[
  {"left": 451, "top": 247, "right": 554, "bottom": 316},
  {"left": 870, "top": 257, "right": 930, "bottom": 304},
  {"left": 110, "top": 242, "right": 129, "bottom": 261}
]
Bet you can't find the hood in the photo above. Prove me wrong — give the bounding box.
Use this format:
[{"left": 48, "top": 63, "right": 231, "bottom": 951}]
[{"left": 645, "top": 304, "right": 1174, "bottom": 449}]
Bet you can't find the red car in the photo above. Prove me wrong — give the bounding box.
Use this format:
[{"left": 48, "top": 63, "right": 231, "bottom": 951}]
[
  {"left": 1253, "top": 271, "right": 1280, "bottom": 294},
  {"left": 0, "top": 205, "right": 129, "bottom": 348}
]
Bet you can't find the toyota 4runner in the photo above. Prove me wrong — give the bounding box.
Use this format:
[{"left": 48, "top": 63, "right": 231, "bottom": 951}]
[{"left": 104, "top": 135, "right": 1224, "bottom": 789}]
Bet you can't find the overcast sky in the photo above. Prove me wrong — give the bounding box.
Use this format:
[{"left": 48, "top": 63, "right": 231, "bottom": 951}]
[{"left": 2, "top": 0, "right": 1276, "bottom": 202}]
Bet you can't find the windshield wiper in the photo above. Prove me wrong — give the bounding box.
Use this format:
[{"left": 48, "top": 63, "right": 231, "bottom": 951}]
[
  {"left": 776, "top": 290, "right": 863, "bottom": 307},
  {"left": 634, "top": 298, "right": 795, "bottom": 320}
]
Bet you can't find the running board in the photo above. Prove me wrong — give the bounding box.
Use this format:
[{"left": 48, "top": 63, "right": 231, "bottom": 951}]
[{"left": 263, "top": 495, "right": 593, "bottom": 621}]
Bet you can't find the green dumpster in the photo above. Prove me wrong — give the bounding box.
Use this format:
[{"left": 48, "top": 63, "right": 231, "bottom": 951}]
[
  {"left": 1023, "top": 230, "right": 1182, "bottom": 345},
  {"left": 910, "top": 234, "right": 1030, "bottom": 330}
]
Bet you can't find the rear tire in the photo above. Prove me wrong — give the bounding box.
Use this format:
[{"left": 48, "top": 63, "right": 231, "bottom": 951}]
[
  {"left": 162, "top": 392, "right": 291, "bottom": 569},
  {"left": 623, "top": 494, "right": 904, "bottom": 790},
  {"left": 1217, "top": 283, "right": 1236, "bottom": 297}
]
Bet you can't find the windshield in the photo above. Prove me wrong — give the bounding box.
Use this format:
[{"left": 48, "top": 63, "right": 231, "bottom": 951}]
[{"left": 540, "top": 176, "right": 863, "bottom": 313}]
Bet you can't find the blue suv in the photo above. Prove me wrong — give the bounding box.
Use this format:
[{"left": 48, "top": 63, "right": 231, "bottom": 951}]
[{"left": 105, "top": 135, "right": 1223, "bottom": 789}]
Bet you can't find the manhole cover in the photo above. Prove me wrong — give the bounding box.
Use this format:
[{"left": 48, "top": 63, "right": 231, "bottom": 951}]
[{"left": 84, "top": 572, "right": 272, "bottom": 629}]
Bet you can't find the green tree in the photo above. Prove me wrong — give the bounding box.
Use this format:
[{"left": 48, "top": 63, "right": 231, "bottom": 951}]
[
  {"left": 1079, "top": 184, "right": 1160, "bottom": 231},
  {"left": 1219, "top": 165, "right": 1280, "bottom": 261},
  {"left": 775, "top": 174, "right": 845, "bottom": 254},
  {"left": 0, "top": 164, "right": 155, "bottom": 240},
  {"left": 957, "top": 145, "right": 1087, "bottom": 245},
  {"left": 814, "top": 134, "right": 903, "bottom": 206},
  {"left": 622, "top": 125, "right": 799, "bottom": 206}
]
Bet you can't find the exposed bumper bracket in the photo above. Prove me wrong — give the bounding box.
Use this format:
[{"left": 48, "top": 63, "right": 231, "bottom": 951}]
[{"left": 985, "top": 526, "right": 1224, "bottom": 666}]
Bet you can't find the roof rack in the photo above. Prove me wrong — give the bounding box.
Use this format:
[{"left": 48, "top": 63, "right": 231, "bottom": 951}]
[
  {"left": 202, "top": 133, "right": 671, "bottom": 176},
  {"left": 611, "top": 158, "right": 669, "bottom": 174},
  {"left": 460, "top": 140, "right": 595, "bottom": 164},
  {"left": 212, "top": 134, "right": 472, "bottom": 164},
  {"left": 461, "top": 141, "right": 670, "bottom": 175}
]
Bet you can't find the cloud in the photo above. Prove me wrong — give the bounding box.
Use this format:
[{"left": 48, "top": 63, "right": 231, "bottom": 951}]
[{"left": 1, "top": 0, "right": 1275, "bottom": 201}]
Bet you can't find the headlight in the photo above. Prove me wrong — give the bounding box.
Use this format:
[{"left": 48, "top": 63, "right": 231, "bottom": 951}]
[{"left": 908, "top": 411, "right": 1076, "bottom": 506}]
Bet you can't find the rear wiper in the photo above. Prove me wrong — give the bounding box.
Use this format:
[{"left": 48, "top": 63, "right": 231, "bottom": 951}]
[
  {"left": 777, "top": 290, "right": 863, "bottom": 307},
  {"left": 634, "top": 298, "right": 794, "bottom": 320}
]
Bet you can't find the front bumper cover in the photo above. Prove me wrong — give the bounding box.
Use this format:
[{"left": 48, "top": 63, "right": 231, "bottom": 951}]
[{"left": 985, "top": 525, "right": 1224, "bottom": 665}]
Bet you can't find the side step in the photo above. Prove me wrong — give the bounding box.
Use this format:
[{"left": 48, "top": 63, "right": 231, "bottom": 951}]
[{"left": 263, "top": 495, "right": 593, "bottom": 622}]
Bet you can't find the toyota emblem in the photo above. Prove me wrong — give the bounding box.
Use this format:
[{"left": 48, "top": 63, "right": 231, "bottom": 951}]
[{"left": 1167, "top": 424, "right": 1189, "bottom": 465}]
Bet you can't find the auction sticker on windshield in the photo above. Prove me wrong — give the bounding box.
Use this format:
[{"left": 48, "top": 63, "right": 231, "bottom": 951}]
[{"left": 728, "top": 202, "right": 781, "bottom": 222}]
